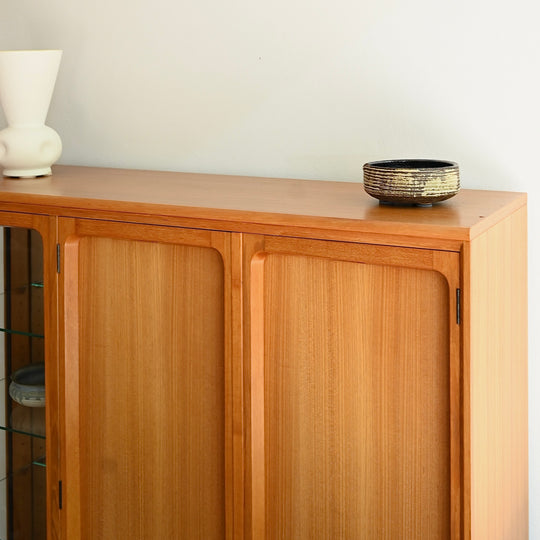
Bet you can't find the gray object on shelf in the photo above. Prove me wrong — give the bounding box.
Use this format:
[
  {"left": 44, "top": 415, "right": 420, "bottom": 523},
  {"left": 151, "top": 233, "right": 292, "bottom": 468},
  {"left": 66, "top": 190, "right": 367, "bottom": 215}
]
[{"left": 9, "top": 363, "right": 45, "bottom": 407}]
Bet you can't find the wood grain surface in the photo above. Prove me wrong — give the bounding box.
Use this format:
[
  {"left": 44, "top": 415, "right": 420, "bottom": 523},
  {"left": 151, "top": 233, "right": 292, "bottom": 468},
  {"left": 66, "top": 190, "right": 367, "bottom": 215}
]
[
  {"left": 466, "top": 206, "right": 528, "bottom": 539},
  {"left": 62, "top": 228, "right": 227, "bottom": 539},
  {"left": 0, "top": 165, "right": 527, "bottom": 249},
  {"left": 249, "top": 244, "right": 456, "bottom": 539}
]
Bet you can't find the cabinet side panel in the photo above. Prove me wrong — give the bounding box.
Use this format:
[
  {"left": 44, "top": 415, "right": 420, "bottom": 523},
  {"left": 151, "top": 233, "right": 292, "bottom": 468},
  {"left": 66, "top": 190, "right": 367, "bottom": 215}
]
[
  {"left": 76, "top": 237, "right": 225, "bottom": 539},
  {"left": 469, "top": 207, "right": 528, "bottom": 538},
  {"left": 261, "top": 254, "right": 451, "bottom": 539}
]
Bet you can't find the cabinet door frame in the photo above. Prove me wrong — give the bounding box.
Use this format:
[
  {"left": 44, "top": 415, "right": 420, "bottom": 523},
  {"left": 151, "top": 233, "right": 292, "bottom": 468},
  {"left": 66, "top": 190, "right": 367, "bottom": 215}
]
[
  {"left": 243, "top": 234, "right": 462, "bottom": 539},
  {"left": 57, "top": 217, "right": 240, "bottom": 540},
  {"left": 0, "top": 210, "right": 59, "bottom": 540}
]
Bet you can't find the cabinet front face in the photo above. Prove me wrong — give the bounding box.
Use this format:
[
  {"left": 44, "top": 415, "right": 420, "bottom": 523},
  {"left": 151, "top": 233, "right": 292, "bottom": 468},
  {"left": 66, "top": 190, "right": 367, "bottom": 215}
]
[
  {"left": 246, "top": 236, "right": 461, "bottom": 540},
  {"left": 60, "top": 220, "right": 230, "bottom": 540}
]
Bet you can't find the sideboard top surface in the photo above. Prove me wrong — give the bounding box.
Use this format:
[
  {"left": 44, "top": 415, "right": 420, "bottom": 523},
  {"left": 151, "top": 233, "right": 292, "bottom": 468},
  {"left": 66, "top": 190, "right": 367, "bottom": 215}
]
[{"left": 0, "top": 165, "right": 526, "bottom": 243}]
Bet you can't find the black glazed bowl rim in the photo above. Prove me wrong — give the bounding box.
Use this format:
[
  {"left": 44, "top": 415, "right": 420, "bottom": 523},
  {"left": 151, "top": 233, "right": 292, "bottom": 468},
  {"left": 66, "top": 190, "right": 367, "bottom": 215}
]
[{"left": 364, "top": 159, "right": 458, "bottom": 170}]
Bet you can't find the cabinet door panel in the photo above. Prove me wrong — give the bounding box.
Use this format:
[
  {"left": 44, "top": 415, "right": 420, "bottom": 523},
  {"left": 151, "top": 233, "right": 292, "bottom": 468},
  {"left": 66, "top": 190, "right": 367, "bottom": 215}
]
[
  {"left": 247, "top": 238, "right": 460, "bottom": 539},
  {"left": 61, "top": 223, "right": 228, "bottom": 539},
  {"left": 0, "top": 214, "right": 59, "bottom": 540}
]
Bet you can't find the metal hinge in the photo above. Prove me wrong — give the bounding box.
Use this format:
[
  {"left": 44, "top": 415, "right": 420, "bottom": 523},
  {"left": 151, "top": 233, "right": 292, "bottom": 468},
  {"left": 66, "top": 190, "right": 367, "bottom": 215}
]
[
  {"left": 59, "top": 480, "right": 63, "bottom": 509},
  {"left": 456, "top": 288, "right": 461, "bottom": 325},
  {"left": 56, "top": 244, "right": 61, "bottom": 273}
]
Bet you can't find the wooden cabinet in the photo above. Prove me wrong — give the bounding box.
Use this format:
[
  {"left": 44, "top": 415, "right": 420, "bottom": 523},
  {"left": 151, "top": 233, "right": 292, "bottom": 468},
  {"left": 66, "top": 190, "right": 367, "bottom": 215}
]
[{"left": 0, "top": 165, "right": 527, "bottom": 539}]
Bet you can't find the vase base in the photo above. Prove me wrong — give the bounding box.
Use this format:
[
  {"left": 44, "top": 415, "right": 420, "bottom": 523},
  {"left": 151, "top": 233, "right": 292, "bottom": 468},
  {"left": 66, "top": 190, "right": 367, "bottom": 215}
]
[{"left": 3, "top": 167, "right": 52, "bottom": 179}]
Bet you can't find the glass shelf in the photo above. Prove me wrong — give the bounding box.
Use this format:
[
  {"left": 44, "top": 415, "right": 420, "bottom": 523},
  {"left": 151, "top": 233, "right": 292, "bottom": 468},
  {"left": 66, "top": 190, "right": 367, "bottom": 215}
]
[
  {"left": 0, "top": 383, "right": 45, "bottom": 441},
  {"left": 0, "top": 329, "right": 44, "bottom": 339},
  {"left": 0, "top": 408, "right": 46, "bottom": 440},
  {"left": 0, "top": 426, "right": 46, "bottom": 442},
  {"left": 0, "top": 281, "right": 44, "bottom": 338},
  {"left": 0, "top": 457, "right": 46, "bottom": 484},
  {"left": 0, "top": 281, "right": 43, "bottom": 294}
]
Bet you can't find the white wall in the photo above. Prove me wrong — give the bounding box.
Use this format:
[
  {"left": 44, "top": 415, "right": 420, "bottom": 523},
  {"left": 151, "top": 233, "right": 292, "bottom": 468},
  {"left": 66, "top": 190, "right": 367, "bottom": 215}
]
[{"left": 1, "top": 0, "right": 539, "bottom": 534}]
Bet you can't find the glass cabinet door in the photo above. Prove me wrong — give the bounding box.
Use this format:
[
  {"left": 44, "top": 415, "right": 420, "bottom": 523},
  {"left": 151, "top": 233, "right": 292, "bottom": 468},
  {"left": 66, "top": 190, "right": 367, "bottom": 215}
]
[{"left": 0, "top": 227, "right": 45, "bottom": 540}]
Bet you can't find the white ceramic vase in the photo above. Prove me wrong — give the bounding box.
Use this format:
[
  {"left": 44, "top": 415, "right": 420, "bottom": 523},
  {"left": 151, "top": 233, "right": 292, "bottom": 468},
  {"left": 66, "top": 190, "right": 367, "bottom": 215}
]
[{"left": 0, "top": 50, "right": 62, "bottom": 178}]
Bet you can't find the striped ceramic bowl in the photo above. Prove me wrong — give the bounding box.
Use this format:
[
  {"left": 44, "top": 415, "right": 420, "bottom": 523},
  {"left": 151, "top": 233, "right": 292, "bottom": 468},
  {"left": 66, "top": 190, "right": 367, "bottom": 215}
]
[{"left": 363, "top": 159, "right": 460, "bottom": 206}]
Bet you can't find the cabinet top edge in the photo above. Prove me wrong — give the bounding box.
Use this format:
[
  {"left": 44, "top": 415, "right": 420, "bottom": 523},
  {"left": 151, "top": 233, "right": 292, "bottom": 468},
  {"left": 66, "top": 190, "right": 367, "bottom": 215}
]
[{"left": 0, "top": 165, "right": 527, "bottom": 241}]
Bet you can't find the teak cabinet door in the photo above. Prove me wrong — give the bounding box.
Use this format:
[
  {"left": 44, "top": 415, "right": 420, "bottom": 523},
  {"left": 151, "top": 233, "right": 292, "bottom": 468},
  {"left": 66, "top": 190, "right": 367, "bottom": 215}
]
[
  {"left": 244, "top": 235, "right": 462, "bottom": 539},
  {"left": 58, "top": 219, "right": 233, "bottom": 540}
]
